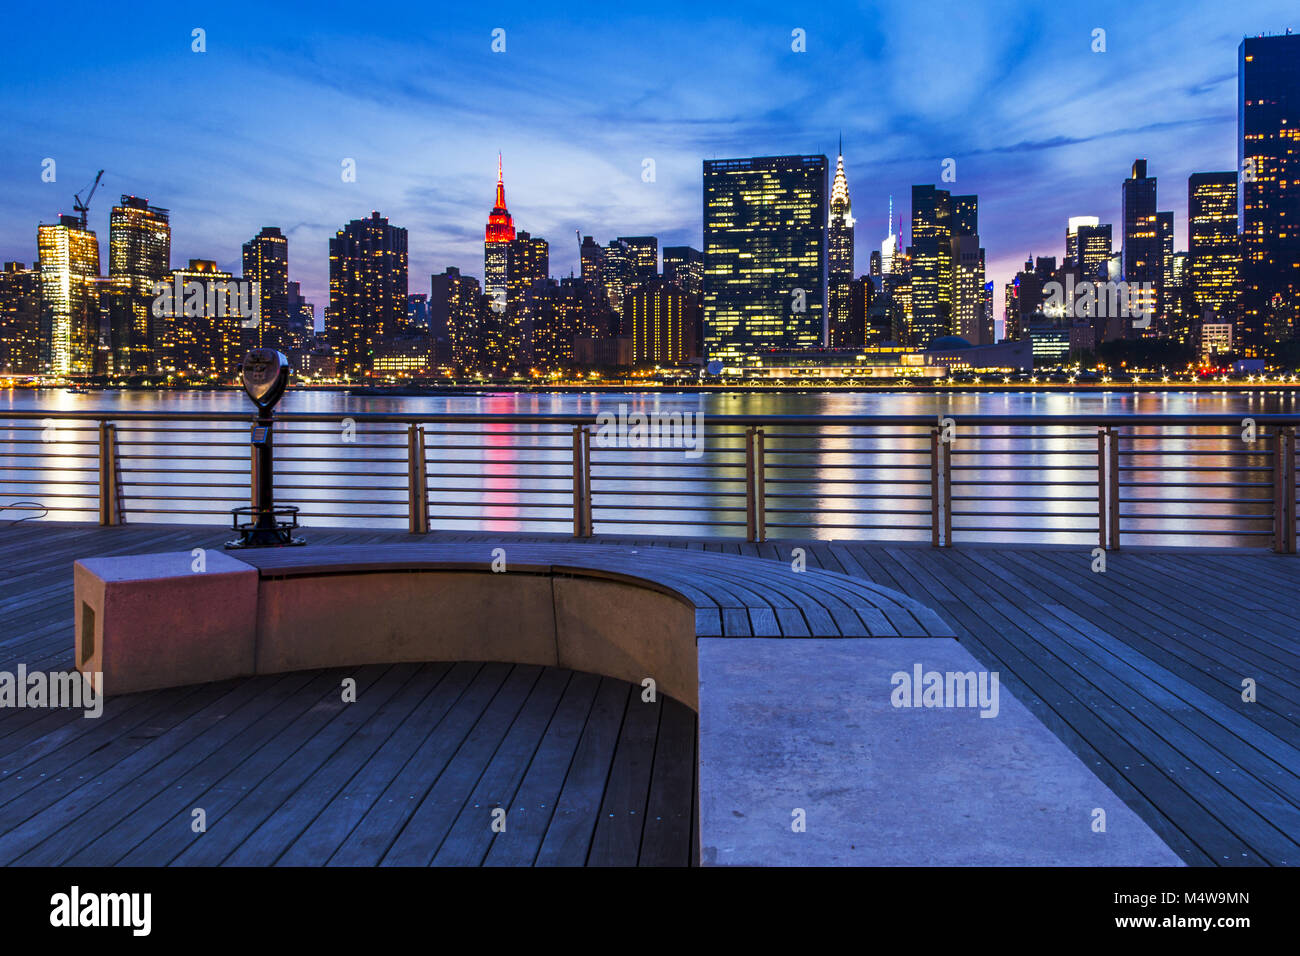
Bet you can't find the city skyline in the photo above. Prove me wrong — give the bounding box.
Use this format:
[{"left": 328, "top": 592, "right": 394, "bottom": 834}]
[{"left": 1, "top": 2, "right": 1294, "bottom": 330}]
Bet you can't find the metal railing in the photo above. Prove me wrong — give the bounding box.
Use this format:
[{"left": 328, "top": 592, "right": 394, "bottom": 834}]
[{"left": 0, "top": 410, "right": 1295, "bottom": 551}]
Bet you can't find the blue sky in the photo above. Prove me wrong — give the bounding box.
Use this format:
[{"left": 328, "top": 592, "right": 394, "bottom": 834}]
[{"left": 0, "top": 0, "right": 1294, "bottom": 328}]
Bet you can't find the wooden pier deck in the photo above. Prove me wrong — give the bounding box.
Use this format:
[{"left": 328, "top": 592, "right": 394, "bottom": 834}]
[{"left": 1, "top": 521, "right": 1298, "bottom": 866}]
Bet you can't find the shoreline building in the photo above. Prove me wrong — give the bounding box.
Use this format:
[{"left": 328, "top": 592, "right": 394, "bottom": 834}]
[
  {"left": 163, "top": 259, "right": 242, "bottom": 382},
  {"left": 38, "top": 214, "right": 101, "bottom": 376},
  {"left": 703, "top": 154, "right": 828, "bottom": 365},
  {"left": 625, "top": 276, "right": 698, "bottom": 364},
  {"left": 827, "top": 148, "right": 856, "bottom": 347},
  {"left": 1121, "top": 159, "right": 1164, "bottom": 334},
  {"left": 328, "top": 212, "right": 409, "bottom": 379},
  {"left": 431, "top": 267, "right": 481, "bottom": 372},
  {"left": 107, "top": 195, "right": 170, "bottom": 376},
  {"left": 242, "top": 227, "right": 289, "bottom": 352},
  {"left": 618, "top": 236, "right": 659, "bottom": 284},
  {"left": 909, "top": 186, "right": 983, "bottom": 347},
  {"left": 1238, "top": 32, "right": 1300, "bottom": 353},
  {"left": 1188, "top": 172, "right": 1241, "bottom": 324},
  {"left": 484, "top": 154, "right": 515, "bottom": 315},
  {"left": 0, "top": 262, "right": 43, "bottom": 375}
]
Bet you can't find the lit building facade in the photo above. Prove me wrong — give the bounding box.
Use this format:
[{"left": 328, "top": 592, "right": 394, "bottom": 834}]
[
  {"left": 107, "top": 195, "right": 170, "bottom": 376},
  {"left": 38, "top": 215, "right": 101, "bottom": 376},
  {"left": 430, "top": 267, "right": 482, "bottom": 372},
  {"left": 1122, "top": 160, "right": 1161, "bottom": 326},
  {"left": 600, "top": 239, "right": 634, "bottom": 317},
  {"left": 663, "top": 246, "right": 703, "bottom": 295},
  {"left": 618, "top": 236, "right": 658, "bottom": 282},
  {"left": 327, "top": 212, "right": 409, "bottom": 378},
  {"left": 827, "top": 151, "right": 856, "bottom": 347},
  {"left": 0, "top": 262, "right": 43, "bottom": 375},
  {"left": 163, "top": 259, "right": 243, "bottom": 382},
  {"left": 624, "top": 277, "right": 698, "bottom": 364},
  {"left": 703, "top": 154, "right": 828, "bottom": 363},
  {"left": 1188, "top": 172, "right": 1240, "bottom": 321},
  {"left": 242, "top": 226, "right": 290, "bottom": 351},
  {"left": 484, "top": 154, "right": 515, "bottom": 314},
  {"left": 1238, "top": 33, "right": 1300, "bottom": 352}
]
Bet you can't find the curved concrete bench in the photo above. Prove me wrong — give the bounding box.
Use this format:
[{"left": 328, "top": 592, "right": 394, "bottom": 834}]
[
  {"left": 71, "top": 542, "right": 1180, "bottom": 866},
  {"left": 74, "top": 542, "right": 952, "bottom": 704}
]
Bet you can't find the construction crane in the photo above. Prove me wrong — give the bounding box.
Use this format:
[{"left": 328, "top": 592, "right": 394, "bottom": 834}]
[{"left": 73, "top": 170, "right": 104, "bottom": 229}]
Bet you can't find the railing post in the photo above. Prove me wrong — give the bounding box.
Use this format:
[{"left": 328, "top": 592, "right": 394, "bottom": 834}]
[
  {"left": 97, "top": 421, "right": 122, "bottom": 526},
  {"left": 930, "top": 426, "right": 950, "bottom": 547},
  {"left": 1273, "top": 426, "right": 1295, "bottom": 554},
  {"left": 744, "top": 426, "right": 757, "bottom": 542},
  {"left": 571, "top": 425, "right": 592, "bottom": 538},
  {"left": 755, "top": 426, "right": 766, "bottom": 543},
  {"left": 582, "top": 425, "right": 593, "bottom": 538},
  {"left": 1097, "top": 427, "right": 1107, "bottom": 550},
  {"left": 943, "top": 433, "right": 952, "bottom": 548},
  {"left": 1105, "top": 426, "right": 1121, "bottom": 550},
  {"left": 406, "top": 423, "right": 428, "bottom": 534},
  {"left": 572, "top": 425, "right": 583, "bottom": 537},
  {"left": 930, "top": 428, "right": 940, "bottom": 547}
]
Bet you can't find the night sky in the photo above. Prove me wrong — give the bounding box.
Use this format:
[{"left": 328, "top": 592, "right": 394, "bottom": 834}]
[{"left": 1, "top": 0, "right": 1293, "bottom": 330}]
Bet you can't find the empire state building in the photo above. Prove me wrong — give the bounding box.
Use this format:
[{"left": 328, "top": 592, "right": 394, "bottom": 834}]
[{"left": 484, "top": 154, "right": 515, "bottom": 312}]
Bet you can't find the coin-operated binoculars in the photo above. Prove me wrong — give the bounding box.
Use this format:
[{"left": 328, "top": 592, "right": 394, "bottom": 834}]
[{"left": 227, "top": 348, "right": 304, "bottom": 548}]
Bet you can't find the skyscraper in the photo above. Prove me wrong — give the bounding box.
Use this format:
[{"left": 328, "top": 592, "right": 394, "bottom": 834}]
[
  {"left": 489, "top": 230, "right": 549, "bottom": 371},
  {"left": 525, "top": 277, "right": 604, "bottom": 371},
  {"left": 617, "top": 236, "right": 659, "bottom": 283},
  {"left": 431, "top": 267, "right": 482, "bottom": 372},
  {"left": 625, "top": 277, "right": 697, "bottom": 364},
  {"left": 579, "top": 236, "right": 606, "bottom": 301},
  {"left": 601, "top": 239, "right": 634, "bottom": 317},
  {"left": 1188, "top": 172, "right": 1240, "bottom": 321},
  {"left": 163, "top": 259, "right": 242, "bottom": 382},
  {"left": 951, "top": 234, "right": 986, "bottom": 344},
  {"left": 1076, "top": 222, "right": 1113, "bottom": 280},
  {"left": 663, "top": 246, "right": 703, "bottom": 295},
  {"left": 286, "top": 281, "right": 315, "bottom": 352},
  {"left": 0, "top": 262, "right": 42, "bottom": 374},
  {"left": 909, "top": 185, "right": 979, "bottom": 347},
  {"left": 1122, "top": 159, "right": 1160, "bottom": 325},
  {"left": 703, "top": 155, "right": 828, "bottom": 363},
  {"left": 328, "top": 212, "right": 409, "bottom": 378},
  {"left": 827, "top": 150, "right": 856, "bottom": 348},
  {"left": 1239, "top": 33, "right": 1300, "bottom": 352},
  {"left": 38, "top": 214, "right": 101, "bottom": 376},
  {"left": 242, "top": 226, "right": 289, "bottom": 351},
  {"left": 484, "top": 154, "right": 515, "bottom": 315},
  {"left": 108, "top": 195, "right": 170, "bottom": 376},
  {"left": 1066, "top": 217, "right": 1098, "bottom": 269},
  {"left": 1157, "top": 210, "right": 1176, "bottom": 326}
]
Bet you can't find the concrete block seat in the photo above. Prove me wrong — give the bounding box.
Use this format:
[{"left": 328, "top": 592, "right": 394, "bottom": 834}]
[{"left": 75, "top": 542, "right": 952, "bottom": 700}]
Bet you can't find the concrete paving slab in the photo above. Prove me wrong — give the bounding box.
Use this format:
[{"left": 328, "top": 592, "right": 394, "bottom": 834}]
[{"left": 698, "top": 637, "right": 1185, "bottom": 866}]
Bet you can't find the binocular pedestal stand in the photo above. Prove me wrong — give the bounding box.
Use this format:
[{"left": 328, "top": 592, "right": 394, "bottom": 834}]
[{"left": 226, "top": 348, "right": 306, "bottom": 549}]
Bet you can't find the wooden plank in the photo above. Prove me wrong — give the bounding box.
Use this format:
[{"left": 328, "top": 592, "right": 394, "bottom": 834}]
[
  {"left": 324, "top": 663, "right": 511, "bottom": 866},
  {"left": 431, "top": 667, "right": 574, "bottom": 866},
  {"left": 637, "top": 696, "right": 697, "bottom": 867},
  {"left": 587, "top": 686, "right": 662, "bottom": 866},
  {"left": 533, "top": 677, "right": 630, "bottom": 866},
  {"left": 379, "top": 664, "right": 545, "bottom": 865},
  {"left": 482, "top": 671, "right": 602, "bottom": 866}
]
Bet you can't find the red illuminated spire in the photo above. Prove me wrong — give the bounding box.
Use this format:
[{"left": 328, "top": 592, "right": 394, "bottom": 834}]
[{"left": 486, "top": 152, "right": 515, "bottom": 244}]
